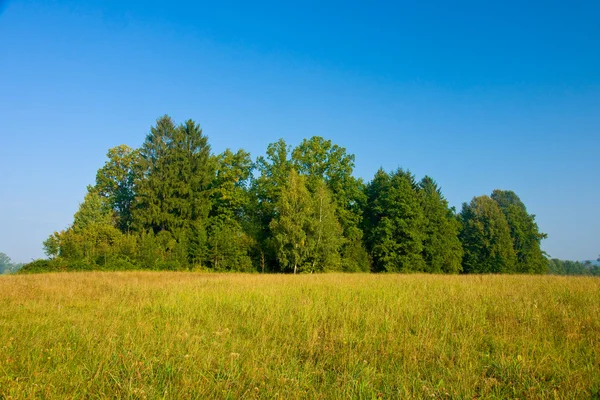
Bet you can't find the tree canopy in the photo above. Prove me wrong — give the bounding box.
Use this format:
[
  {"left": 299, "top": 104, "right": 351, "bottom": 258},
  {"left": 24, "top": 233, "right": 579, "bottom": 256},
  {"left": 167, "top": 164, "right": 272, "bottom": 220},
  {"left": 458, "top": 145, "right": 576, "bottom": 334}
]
[{"left": 23, "top": 115, "right": 553, "bottom": 275}]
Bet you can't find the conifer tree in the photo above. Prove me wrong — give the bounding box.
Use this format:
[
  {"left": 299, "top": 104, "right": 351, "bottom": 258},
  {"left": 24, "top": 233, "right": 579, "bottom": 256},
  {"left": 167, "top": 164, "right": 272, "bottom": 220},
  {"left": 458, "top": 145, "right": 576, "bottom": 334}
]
[
  {"left": 133, "top": 116, "right": 215, "bottom": 267},
  {"left": 364, "top": 168, "right": 426, "bottom": 272}
]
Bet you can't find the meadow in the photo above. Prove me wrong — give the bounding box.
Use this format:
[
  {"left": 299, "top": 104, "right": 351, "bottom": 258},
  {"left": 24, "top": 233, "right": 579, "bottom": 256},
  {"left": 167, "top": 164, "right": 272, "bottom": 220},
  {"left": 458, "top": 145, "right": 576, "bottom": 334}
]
[{"left": 0, "top": 272, "right": 599, "bottom": 399}]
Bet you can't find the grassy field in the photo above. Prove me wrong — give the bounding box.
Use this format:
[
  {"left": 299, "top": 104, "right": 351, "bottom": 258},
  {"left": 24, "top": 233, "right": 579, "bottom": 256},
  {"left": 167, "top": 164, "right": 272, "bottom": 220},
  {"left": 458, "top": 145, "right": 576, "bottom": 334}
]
[{"left": 0, "top": 272, "right": 599, "bottom": 399}]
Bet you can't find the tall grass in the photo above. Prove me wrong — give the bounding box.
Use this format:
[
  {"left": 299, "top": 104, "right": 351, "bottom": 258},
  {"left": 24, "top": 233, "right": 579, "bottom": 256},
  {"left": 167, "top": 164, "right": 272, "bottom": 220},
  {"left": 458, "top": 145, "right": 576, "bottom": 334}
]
[{"left": 1, "top": 272, "right": 599, "bottom": 398}]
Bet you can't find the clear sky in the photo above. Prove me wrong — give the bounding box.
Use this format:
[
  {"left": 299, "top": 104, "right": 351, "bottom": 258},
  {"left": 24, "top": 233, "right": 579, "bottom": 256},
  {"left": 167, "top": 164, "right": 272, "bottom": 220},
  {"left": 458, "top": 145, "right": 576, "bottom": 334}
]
[{"left": 1, "top": 0, "right": 599, "bottom": 263}]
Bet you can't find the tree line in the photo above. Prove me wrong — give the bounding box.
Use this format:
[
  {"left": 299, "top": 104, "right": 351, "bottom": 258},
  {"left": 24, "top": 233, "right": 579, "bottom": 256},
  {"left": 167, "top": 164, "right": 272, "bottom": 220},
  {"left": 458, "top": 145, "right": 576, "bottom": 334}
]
[
  {"left": 22, "top": 115, "right": 550, "bottom": 274},
  {"left": 548, "top": 259, "right": 600, "bottom": 276}
]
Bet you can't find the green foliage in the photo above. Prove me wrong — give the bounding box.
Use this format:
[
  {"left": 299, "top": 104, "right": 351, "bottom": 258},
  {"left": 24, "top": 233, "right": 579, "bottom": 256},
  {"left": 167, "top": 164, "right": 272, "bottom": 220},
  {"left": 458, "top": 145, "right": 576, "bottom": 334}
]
[
  {"left": 548, "top": 258, "right": 600, "bottom": 276},
  {"left": 459, "top": 196, "right": 517, "bottom": 273},
  {"left": 30, "top": 115, "right": 551, "bottom": 274},
  {"left": 133, "top": 117, "right": 215, "bottom": 235},
  {"left": 207, "top": 149, "right": 255, "bottom": 271},
  {"left": 18, "top": 259, "right": 63, "bottom": 274},
  {"left": 251, "top": 139, "right": 293, "bottom": 270},
  {"left": 269, "top": 170, "right": 345, "bottom": 273},
  {"left": 305, "top": 179, "right": 345, "bottom": 272},
  {"left": 72, "top": 188, "right": 113, "bottom": 232},
  {"left": 270, "top": 170, "right": 312, "bottom": 273},
  {"left": 292, "top": 136, "right": 369, "bottom": 271},
  {"left": 419, "top": 176, "right": 463, "bottom": 273},
  {"left": 207, "top": 218, "right": 254, "bottom": 272},
  {"left": 95, "top": 145, "right": 140, "bottom": 232},
  {"left": 132, "top": 116, "right": 216, "bottom": 267},
  {"left": 491, "top": 190, "right": 547, "bottom": 274},
  {"left": 364, "top": 169, "right": 426, "bottom": 272}
]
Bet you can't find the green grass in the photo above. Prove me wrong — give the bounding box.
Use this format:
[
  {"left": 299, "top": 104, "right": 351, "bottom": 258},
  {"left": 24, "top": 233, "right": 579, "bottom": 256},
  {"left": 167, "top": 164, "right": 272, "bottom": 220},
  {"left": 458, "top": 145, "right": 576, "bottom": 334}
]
[{"left": 1, "top": 272, "right": 599, "bottom": 399}]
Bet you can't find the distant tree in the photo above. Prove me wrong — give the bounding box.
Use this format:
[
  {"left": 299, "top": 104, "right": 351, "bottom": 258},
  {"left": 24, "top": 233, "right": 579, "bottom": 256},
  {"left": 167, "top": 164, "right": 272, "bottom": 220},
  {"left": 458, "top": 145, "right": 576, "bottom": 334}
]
[
  {"left": 547, "top": 258, "right": 566, "bottom": 275},
  {"left": 0, "top": 252, "right": 11, "bottom": 274},
  {"left": 459, "top": 196, "right": 517, "bottom": 273},
  {"left": 491, "top": 190, "right": 547, "bottom": 274},
  {"left": 547, "top": 258, "right": 600, "bottom": 276},
  {"left": 0, "top": 254, "right": 23, "bottom": 274},
  {"left": 95, "top": 145, "right": 140, "bottom": 232},
  {"left": 364, "top": 168, "right": 426, "bottom": 272},
  {"left": 418, "top": 176, "right": 463, "bottom": 273}
]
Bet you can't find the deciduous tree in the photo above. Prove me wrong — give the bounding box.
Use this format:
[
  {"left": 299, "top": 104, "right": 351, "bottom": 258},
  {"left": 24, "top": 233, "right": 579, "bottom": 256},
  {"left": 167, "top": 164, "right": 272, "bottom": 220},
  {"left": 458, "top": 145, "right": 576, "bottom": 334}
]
[
  {"left": 459, "top": 195, "right": 517, "bottom": 273},
  {"left": 418, "top": 176, "right": 463, "bottom": 273},
  {"left": 491, "top": 189, "right": 547, "bottom": 274}
]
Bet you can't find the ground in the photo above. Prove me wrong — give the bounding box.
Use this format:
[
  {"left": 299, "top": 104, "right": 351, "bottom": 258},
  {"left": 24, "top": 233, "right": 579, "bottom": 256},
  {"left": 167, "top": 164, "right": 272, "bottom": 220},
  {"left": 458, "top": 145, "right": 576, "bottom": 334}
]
[{"left": 1, "top": 272, "right": 599, "bottom": 398}]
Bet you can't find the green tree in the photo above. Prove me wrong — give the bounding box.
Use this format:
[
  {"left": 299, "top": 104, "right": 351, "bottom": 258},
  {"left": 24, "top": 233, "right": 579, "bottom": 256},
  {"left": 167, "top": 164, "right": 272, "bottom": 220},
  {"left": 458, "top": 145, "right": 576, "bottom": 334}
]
[
  {"left": 269, "top": 169, "right": 312, "bottom": 274},
  {"left": 459, "top": 195, "right": 517, "bottom": 273},
  {"left": 95, "top": 145, "right": 140, "bottom": 232},
  {"left": 207, "top": 149, "right": 255, "bottom": 271},
  {"left": 72, "top": 188, "right": 113, "bottom": 232},
  {"left": 43, "top": 189, "right": 131, "bottom": 269},
  {"left": 305, "top": 179, "right": 345, "bottom": 272},
  {"left": 418, "top": 176, "right": 463, "bottom": 273},
  {"left": 490, "top": 190, "right": 547, "bottom": 274},
  {"left": 251, "top": 139, "right": 293, "bottom": 270},
  {"left": 291, "top": 136, "right": 369, "bottom": 271},
  {"left": 133, "top": 116, "right": 216, "bottom": 267},
  {"left": 364, "top": 169, "right": 426, "bottom": 272}
]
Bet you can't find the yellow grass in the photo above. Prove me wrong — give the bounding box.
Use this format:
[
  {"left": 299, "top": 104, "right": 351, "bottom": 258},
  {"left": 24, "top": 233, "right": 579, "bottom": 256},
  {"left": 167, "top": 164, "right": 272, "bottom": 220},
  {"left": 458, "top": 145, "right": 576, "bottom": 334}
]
[{"left": 0, "top": 272, "right": 599, "bottom": 399}]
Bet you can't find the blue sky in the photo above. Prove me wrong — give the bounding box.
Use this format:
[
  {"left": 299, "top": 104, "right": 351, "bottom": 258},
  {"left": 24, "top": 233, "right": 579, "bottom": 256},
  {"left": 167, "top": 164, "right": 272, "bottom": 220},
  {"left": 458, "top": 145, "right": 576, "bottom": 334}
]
[{"left": 1, "top": 0, "right": 599, "bottom": 263}]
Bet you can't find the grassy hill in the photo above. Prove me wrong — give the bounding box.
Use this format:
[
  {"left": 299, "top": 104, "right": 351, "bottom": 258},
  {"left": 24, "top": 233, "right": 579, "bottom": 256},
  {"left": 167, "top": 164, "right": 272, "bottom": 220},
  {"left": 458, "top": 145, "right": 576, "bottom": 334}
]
[{"left": 1, "top": 272, "right": 599, "bottom": 398}]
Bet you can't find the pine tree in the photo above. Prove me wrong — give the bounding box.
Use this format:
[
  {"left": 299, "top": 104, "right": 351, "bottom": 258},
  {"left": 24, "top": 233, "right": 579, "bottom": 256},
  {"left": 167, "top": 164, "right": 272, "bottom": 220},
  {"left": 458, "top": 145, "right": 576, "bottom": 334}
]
[
  {"left": 133, "top": 116, "right": 215, "bottom": 267},
  {"left": 459, "top": 195, "right": 517, "bottom": 273},
  {"left": 364, "top": 168, "right": 426, "bottom": 272},
  {"left": 418, "top": 176, "right": 463, "bottom": 273}
]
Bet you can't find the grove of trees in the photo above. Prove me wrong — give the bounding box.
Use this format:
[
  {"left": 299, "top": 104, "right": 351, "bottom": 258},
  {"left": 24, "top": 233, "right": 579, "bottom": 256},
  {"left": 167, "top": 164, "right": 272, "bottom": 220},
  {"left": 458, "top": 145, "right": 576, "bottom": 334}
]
[{"left": 23, "top": 115, "right": 553, "bottom": 274}]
